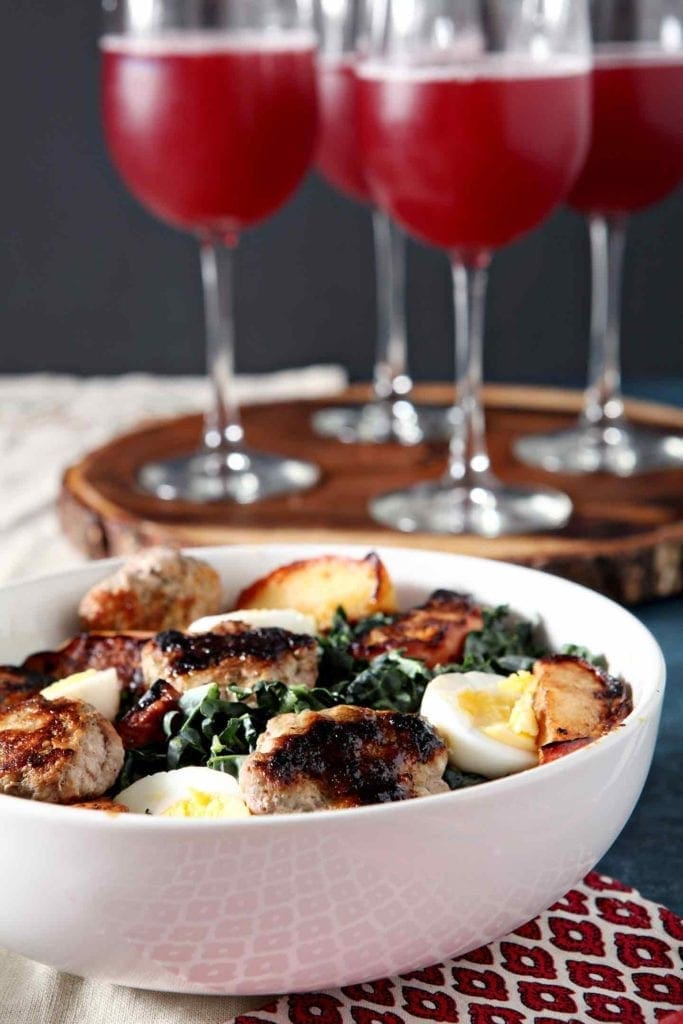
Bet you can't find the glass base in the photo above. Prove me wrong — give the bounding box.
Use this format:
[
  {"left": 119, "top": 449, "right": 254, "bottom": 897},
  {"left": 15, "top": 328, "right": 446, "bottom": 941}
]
[
  {"left": 514, "top": 422, "right": 683, "bottom": 476},
  {"left": 369, "top": 477, "right": 572, "bottom": 537},
  {"left": 137, "top": 448, "right": 320, "bottom": 503},
  {"left": 311, "top": 401, "right": 455, "bottom": 444}
]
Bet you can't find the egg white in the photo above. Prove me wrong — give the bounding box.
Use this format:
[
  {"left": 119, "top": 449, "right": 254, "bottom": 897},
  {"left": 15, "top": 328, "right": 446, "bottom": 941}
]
[
  {"left": 115, "top": 766, "right": 242, "bottom": 815},
  {"left": 421, "top": 671, "right": 538, "bottom": 779},
  {"left": 41, "top": 667, "right": 121, "bottom": 722},
  {"left": 188, "top": 608, "right": 317, "bottom": 636}
]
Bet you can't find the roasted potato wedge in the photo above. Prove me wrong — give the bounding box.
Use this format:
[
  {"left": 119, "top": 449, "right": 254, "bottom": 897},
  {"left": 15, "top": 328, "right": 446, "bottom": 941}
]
[
  {"left": 235, "top": 553, "right": 397, "bottom": 631},
  {"left": 532, "top": 655, "right": 632, "bottom": 763}
]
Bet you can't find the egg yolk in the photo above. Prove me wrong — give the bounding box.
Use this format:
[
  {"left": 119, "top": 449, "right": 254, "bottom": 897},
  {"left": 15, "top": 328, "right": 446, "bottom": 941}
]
[
  {"left": 162, "top": 790, "right": 250, "bottom": 819},
  {"left": 458, "top": 671, "right": 539, "bottom": 752}
]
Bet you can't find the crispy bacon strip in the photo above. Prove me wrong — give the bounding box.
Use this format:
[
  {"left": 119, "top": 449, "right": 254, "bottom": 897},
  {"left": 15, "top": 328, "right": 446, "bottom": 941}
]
[
  {"left": 22, "top": 632, "right": 151, "bottom": 693},
  {"left": 539, "top": 737, "right": 593, "bottom": 763},
  {"left": 116, "top": 679, "right": 180, "bottom": 750},
  {"left": 0, "top": 666, "right": 51, "bottom": 710},
  {"left": 68, "top": 798, "right": 129, "bottom": 813},
  {"left": 532, "top": 655, "right": 632, "bottom": 764},
  {"left": 352, "top": 590, "right": 483, "bottom": 669}
]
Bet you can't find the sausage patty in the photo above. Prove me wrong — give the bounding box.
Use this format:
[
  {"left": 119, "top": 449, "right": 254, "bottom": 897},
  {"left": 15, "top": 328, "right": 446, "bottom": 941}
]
[
  {"left": 240, "top": 705, "right": 449, "bottom": 814},
  {"left": 79, "top": 547, "right": 222, "bottom": 632},
  {"left": 141, "top": 623, "right": 319, "bottom": 696},
  {"left": 0, "top": 696, "right": 124, "bottom": 803}
]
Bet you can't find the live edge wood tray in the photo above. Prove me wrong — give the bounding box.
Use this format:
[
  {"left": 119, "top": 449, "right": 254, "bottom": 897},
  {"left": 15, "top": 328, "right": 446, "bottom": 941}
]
[{"left": 59, "top": 384, "right": 683, "bottom": 606}]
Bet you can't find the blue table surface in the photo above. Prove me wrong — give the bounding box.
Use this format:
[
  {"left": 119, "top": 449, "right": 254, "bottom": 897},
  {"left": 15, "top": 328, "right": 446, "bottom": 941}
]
[
  {"left": 596, "top": 381, "right": 682, "bottom": 914},
  {"left": 598, "top": 598, "right": 682, "bottom": 913}
]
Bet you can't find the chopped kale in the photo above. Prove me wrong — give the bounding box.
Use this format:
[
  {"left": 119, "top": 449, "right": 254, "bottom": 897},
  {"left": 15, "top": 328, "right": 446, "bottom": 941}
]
[
  {"left": 452, "top": 606, "right": 543, "bottom": 675},
  {"left": 334, "top": 651, "right": 433, "bottom": 714},
  {"left": 113, "top": 601, "right": 605, "bottom": 798},
  {"left": 315, "top": 608, "right": 358, "bottom": 686},
  {"left": 151, "top": 680, "right": 343, "bottom": 777},
  {"left": 164, "top": 684, "right": 253, "bottom": 771},
  {"left": 316, "top": 608, "right": 393, "bottom": 689},
  {"left": 206, "top": 750, "right": 249, "bottom": 779},
  {"left": 443, "top": 766, "right": 488, "bottom": 791},
  {"left": 559, "top": 643, "right": 608, "bottom": 669},
  {"left": 117, "top": 746, "right": 167, "bottom": 790},
  {"left": 230, "top": 679, "right": 341, "bottom": 717}
]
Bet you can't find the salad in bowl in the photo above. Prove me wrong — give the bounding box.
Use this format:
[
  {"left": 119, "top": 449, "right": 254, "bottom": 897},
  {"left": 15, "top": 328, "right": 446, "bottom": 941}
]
[
  {"left": 0, "top": 547, "right": 632, "bottom": 817},
  {"left": 0, "top": 545, "right": 663, "bottom": 994}
]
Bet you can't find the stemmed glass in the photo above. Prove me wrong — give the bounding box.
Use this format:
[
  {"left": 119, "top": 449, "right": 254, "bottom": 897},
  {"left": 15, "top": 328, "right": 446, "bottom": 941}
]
[
  {"left": 311, "top": 0, "right": 452, "bottom": 444},
  {"left": 100, "top": 0, "right": 320, "bottom": 502},
  {"left": 515, "top": 0, "right": 683, "bottom": 476},
  {"left": 358, "top": 0, "right": 592, "bottom": 535}
]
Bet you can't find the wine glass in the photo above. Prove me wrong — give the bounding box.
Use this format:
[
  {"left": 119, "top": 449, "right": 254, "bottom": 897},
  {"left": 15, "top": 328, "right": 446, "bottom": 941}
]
[
  {"left": 101, "top": 0, "right": 320, "bottom": 502},
  {"left": 311, "top": 0, "right": 453, "bottom": 444},
  {"left": 515, "top": 0, "right": 683, "bottom": 476},
  {"left": 358, "top": 0, "right": 591, "bottom": 534}
]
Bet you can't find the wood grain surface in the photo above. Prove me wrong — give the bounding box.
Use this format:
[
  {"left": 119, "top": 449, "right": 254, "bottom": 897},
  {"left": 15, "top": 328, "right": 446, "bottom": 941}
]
[{"left": 59, "top": 384, "right": 683, "bottom": 605}]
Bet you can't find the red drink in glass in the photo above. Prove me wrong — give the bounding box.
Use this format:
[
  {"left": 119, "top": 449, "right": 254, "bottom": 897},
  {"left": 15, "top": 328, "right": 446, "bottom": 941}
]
[
  {"left": 359, "top": 58, "right": 591, "bottom": 254},
  {"left": 316, "top": 56, "right": 370, "bottom": 203},
  {"left": 568, "top": 48, "right": 683, "bottom": 215},
  {"left": 101, "top": 32, "right": 317, "bottom": 235}
]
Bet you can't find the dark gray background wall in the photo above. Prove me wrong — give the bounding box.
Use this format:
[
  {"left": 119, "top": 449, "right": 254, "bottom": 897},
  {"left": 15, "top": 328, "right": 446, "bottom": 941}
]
[{"left": 2, "top": 1, "right": 682, "bottom": 385}]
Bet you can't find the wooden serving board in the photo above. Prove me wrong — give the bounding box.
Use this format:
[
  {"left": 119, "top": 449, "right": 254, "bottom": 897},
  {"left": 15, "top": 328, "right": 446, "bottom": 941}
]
[{"left": 59, "top": 384, "right": 683, "bottom": 605}]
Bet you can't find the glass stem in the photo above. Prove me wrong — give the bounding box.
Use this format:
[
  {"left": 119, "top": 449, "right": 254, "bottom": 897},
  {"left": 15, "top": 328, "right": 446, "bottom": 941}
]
[
  {"left": 371, "top": 210, "right": 413, "bottom": 402},
  {"left": 581, "top": 215, "right": 627, "bottom": 430},
  {"left": 199, "top": 237, "right": 245, "bottom": 454},
  {"left": 448, "top": 257, "right": 493, "bottom": 487}
]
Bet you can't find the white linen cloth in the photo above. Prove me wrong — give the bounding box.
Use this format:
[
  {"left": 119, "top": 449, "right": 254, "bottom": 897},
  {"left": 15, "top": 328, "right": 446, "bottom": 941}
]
[
  {"left": 0, "top": 369, "right": 346, "bottom": 584},
  {"left": 0, "top": 958, "right": 267, "bottom": 1024}
]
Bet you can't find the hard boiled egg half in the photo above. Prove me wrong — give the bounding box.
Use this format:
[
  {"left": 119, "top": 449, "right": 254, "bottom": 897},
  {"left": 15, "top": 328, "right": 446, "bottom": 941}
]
[
  {"left": 420, "top": 670, "right": 539, "bottom": 779},
  {"left": 41, "top": 668, "right": 121, "bottom": 722},
  {"left": 115, "top": 766, "right": 250, "bottom": 819},
  {"left": 189, "top": 608, "right": 317, "bottom": 636}
]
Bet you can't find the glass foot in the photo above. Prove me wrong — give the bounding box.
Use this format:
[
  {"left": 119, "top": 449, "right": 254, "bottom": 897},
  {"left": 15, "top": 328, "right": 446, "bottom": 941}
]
[
  {"left": 514, "top": 422, "right": 683, "bottom": 476},
  {"left": 311, "top": 401, "right": 455, "bottom": 444},
  {"left": 369, "top": 477, "right": 571, "bottom": 537},
  {"left": 137, "top": 448, "right": 320, "bottom": 503}
]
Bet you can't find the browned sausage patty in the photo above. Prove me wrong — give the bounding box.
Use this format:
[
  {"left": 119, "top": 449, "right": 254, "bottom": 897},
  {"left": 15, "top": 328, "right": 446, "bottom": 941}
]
[
  {"left": 0, "top": 696, "right": 124, "bottom": 803},
  {"left": 79, "top": 547, "right": 222, "bottom": 632},
  {"left": 240, "top": 705, "right": 448, "bottom": 814},
  {"left": 141, "top": 623, "right": 318, "bottom": 696}
]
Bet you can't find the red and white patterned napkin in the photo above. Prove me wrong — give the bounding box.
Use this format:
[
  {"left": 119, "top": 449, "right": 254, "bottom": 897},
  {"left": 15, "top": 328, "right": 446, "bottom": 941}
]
[{"left": 231, "top": 873, "right": 682, "bottom": 1024}]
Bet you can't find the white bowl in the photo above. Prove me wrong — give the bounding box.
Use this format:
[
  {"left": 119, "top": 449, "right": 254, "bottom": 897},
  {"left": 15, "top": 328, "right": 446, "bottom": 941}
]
[{"left": 0, "top": 545, "right": 664, "bottom": 994}]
